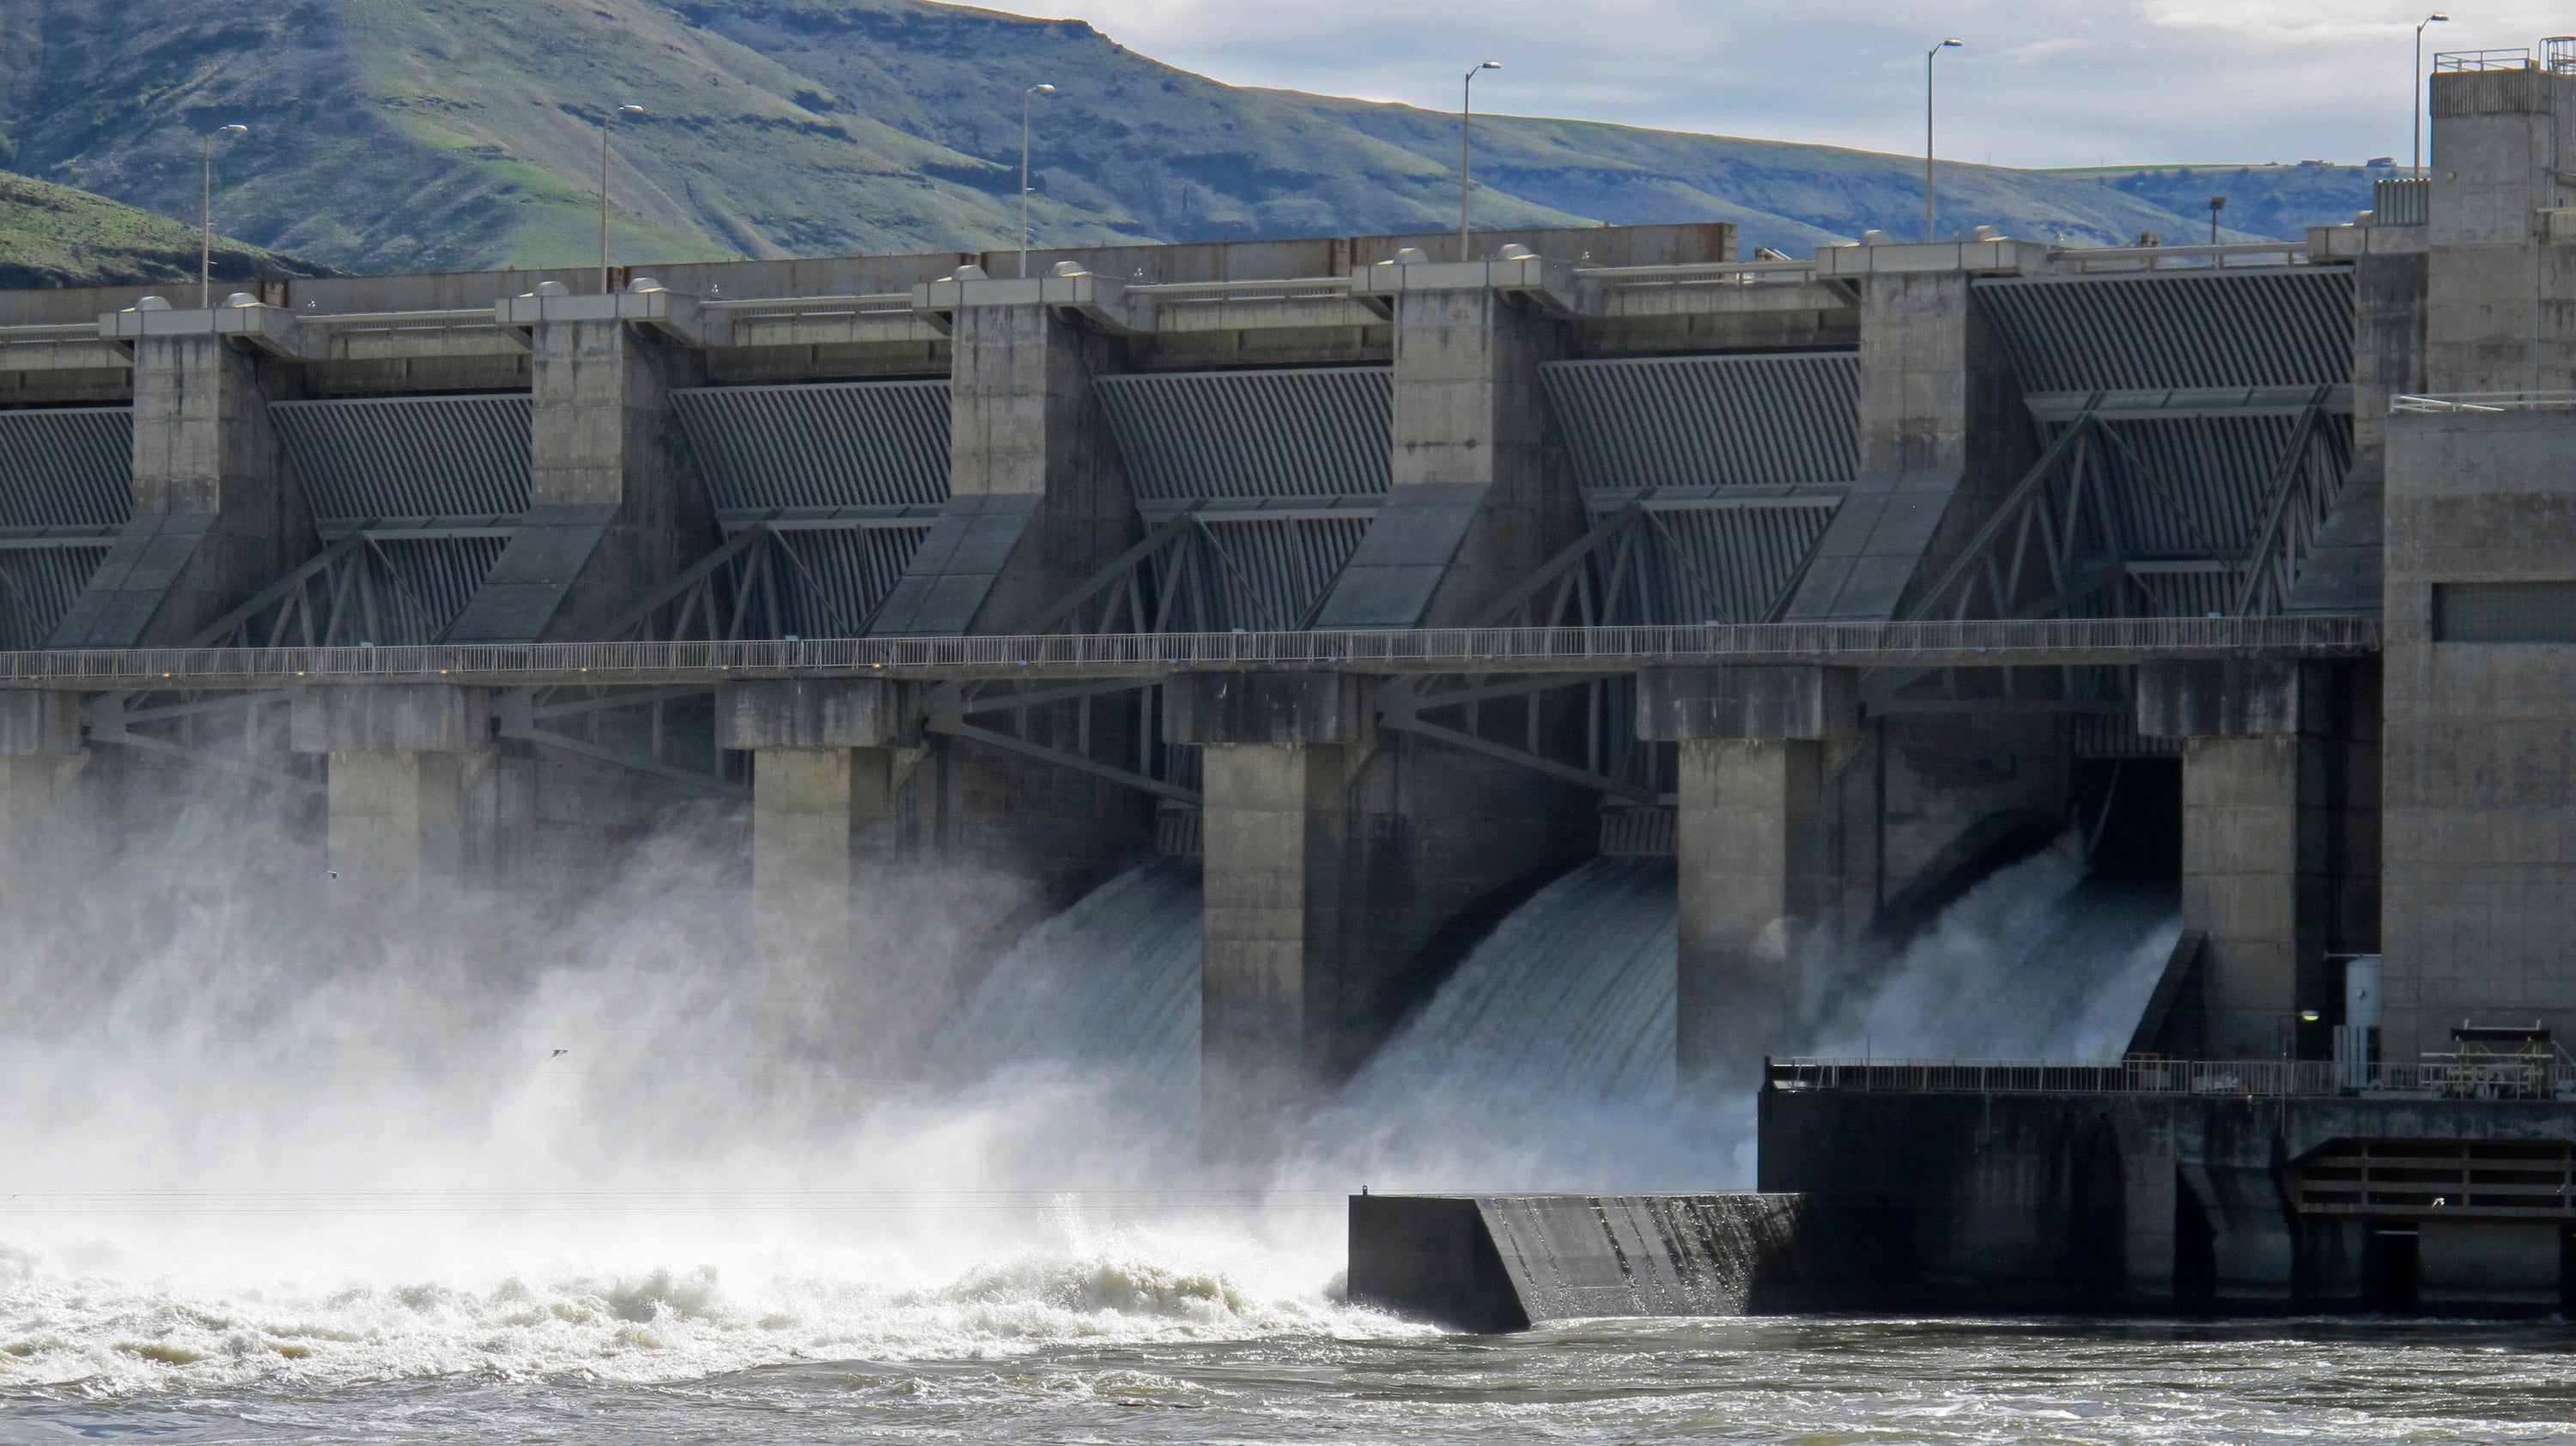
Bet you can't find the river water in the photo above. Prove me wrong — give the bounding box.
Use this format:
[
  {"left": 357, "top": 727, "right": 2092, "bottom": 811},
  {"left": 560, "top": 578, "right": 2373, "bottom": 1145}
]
[{"left": 9, "top": 1264, "right": 2576, "bottom": 1445}]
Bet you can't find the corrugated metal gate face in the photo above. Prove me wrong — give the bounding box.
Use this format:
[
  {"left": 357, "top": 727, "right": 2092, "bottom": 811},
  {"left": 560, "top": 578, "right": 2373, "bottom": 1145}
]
[
  {"left": 0, "top": 546, "right": 110, "bottom": 650},
  {"left": 1095, "top": 368, "right": 1391, "bottom": 503},
  {"left": 671, "top": 380, "right": 953, "bottom": 637},
  {"left": 2093, "top": 412, "right": 2351, "bottom": 558},
  {"left": 1097, "top": 368, "right": 1392, "bottom": 633},
  {"left": 1150, "top": 513, "right": 1376, "bottom": 634},
  {"left": 266, "top": 395, "right": 533, "bottom": 643},
  {"left": 270, "top": 394, "right": 533, "bottom": 520},
  {"left": 672, "top": 380, "right": 951, "bottom": 511},
  {"left": 1613, "top": 504, "right": 1841, "bottom": 626},
  {"left": 1542, "top": 354, "right": 1857, "bottom": 625},
  {"left": 1975, "top": 270, "right": 2354, "bottom": 393},
  {"left": 752, "top": 527, "right": 928, "bottom": 639},
  {"left": 1974, "top": 270, "right": 2358, "bottom": 618},
  {"left": 0, "top": 406, "right": 131, "bottom": 648},
  {"left": 1543, "top": 353, "right": 1858, "bottom": 492}
]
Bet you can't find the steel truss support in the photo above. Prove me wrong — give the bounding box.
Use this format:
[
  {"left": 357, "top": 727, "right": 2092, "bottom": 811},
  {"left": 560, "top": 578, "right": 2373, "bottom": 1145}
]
[
  {"left": 80, "top": 690, "right": 322, "bottom": 794},
  {"left": 2231, "top": 386, "right": 2341, "bottom": 617},
  {"left": 1906, "top": 385, "right": 2348, "bottom": 625}
]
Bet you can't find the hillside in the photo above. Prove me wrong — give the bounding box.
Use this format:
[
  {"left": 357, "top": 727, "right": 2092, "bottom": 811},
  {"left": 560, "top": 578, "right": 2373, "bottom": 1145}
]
[
  {"left": 0, "top": 0, "right": 2386, "bottom": 275},
  {"left": 0, "top": 168, "right": 325, "bottom": 289}
]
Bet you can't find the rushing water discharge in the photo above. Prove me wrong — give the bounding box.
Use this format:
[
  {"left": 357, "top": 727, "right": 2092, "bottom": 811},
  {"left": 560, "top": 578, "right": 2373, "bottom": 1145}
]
[{"left": 3, "top": 795, "right": 2569, "bottom": 1442}]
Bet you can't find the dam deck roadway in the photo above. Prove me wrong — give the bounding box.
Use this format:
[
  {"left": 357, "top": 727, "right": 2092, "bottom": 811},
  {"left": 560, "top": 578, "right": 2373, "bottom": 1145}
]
[{"left": 0, "top": 616, "right": 2379, "bottom": 690}]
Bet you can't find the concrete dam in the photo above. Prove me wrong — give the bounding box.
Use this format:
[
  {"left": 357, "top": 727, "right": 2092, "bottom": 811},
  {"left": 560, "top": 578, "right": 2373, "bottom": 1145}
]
[{"left": 9, "top": 57, "right": 2576, "bottom": 1315}]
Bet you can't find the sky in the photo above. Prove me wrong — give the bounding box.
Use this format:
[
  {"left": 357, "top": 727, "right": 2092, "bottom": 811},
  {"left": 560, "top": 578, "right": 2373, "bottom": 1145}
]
[{"left": 976, "top": 0, "right": 2569, "bottom": 169}]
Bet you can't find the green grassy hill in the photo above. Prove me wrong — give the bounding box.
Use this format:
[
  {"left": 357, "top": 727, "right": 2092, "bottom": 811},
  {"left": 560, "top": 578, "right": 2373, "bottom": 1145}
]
[
  {"left": 0, "top": 0, "right": 2387, "bottom": 276},
  {"left": 0, "top": 168, "right": 326, "bottom": 289}
]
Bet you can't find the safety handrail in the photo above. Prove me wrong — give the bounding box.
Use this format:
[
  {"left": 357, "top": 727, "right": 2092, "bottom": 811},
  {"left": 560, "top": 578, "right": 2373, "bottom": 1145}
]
[
  {"left": 1769, "top": 1056, "right": 2576, "bottom": 1100},
  {"left": 2393, "top": 392, "right": 2576, "bottom": 413},
  {"left": 0, "top": 615, "right": 2380, "bottom": 690}
]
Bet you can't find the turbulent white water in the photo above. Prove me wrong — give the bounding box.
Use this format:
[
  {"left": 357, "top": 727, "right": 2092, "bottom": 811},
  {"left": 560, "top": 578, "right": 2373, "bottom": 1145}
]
[
  {"left": 1345, "top": 858, "right": 1680, "bottom": 1108},
  {"left": 3, "top": 785, "right": 2190, "bottom": 1431},
  {"left": 0, "top": 1224, "right": 1385, "bottom": 1395},
  {"left": 913, "top": 841, "right": 2182, "bottom": 1193},
  {"left": 1300, "top": 859, "right": 1728, "bottom": 1191},
  {"left": 0, "top": 788, "right": 1371, "bottom": 1407},
  {"left": 1809, "top": 848, "right": 2183, "bottom": 1061}
]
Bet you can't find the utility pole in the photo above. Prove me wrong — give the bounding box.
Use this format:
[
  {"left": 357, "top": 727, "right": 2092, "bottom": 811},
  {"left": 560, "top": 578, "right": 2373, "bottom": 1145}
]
[
  {"left": 601, "top": 105, "right": 643, "bottom": 294},
  {"left": 201, "top": 125, "right": 247, "bottom": 309},
  {"left": 2416, "top": 14, "right": 2449, "bottom": 176},
  {"left": 1023, "top": 84, "right": 1056, "bottom": 278},
  {"left": 1462, "top": 61, "right": 1501, "bottom": 262},
  {"left": 1926, "top": 39, "right": 1963, "bottom": 243}
]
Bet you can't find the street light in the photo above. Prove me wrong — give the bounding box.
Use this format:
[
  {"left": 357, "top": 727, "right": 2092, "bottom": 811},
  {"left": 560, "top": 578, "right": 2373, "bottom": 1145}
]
[
  {"left": 2208, "top": 194, "right": 2227, "bottom": 245},
  {"left": 2416, "top": 14, "right": 2449, "bottom": 176},
  {"left": 1022, "top": 84, "right": 1056, "bottom": 278},
  {"left": 601, "top": 104, "right": 644, "bottom": 294},
  {"left": 1926, "top": 39, "right": 1963, "bottom": 243},
  {"left": 201, "top": 125, "right": 248, "bottom": 309},
  {"left": 1462, "top": 61, "right": 1502, "bottom": 262}
]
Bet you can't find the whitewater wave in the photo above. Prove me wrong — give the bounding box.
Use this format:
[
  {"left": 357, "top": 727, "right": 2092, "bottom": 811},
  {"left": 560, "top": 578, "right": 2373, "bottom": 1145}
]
[{"left": 0, "top": 1233, "right": 1404, "bottom": 1394}]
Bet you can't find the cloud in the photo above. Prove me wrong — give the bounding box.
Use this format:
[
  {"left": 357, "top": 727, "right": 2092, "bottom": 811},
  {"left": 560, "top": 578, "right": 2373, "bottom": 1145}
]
[{"left": 974, "top": 0, "right": 2574, "bottom": 167}]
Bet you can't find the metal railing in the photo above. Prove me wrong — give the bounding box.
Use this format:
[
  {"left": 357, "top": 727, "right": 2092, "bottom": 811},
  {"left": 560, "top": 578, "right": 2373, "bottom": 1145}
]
[
  {"left": 702, "top": 292, "right": 921, "bottom": 320},
  {"left": 1577, "top": 259, "right": 1822, "bottom": 289},
  {"left": 1770, "top": 1056, "right": 2576, "bottom": 1101},
  {"left": 2435, "top": 48, "right": 2533, "bottom": 72},
  {"left": 1129, "top": 276, "right": 1359, "bottom": 301},
  {"left": 0, "top": 322, "right": 111, "bottom": 341},
  {"left": 2046, "top": 241, "right": 2311, "bottom": 274},
  {"left": 0, "top": 615, "right": 2381, "bottom": 691},
  {"left": 2392, "top": 392, "right": 2576, "bottom": 413}
]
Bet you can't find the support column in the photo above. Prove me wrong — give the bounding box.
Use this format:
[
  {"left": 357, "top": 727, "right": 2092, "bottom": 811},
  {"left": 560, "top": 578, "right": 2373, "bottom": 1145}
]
[
  {"left": 0, "top": 692, "right": 86, "bottom": 922},
  {"left": 1789, "top": 249, "right": 2035, "bottom": 622},
  {"left": 290, "top": 685, "right": 493, "bottom": 936},
  {"left": 1640, "top": 665, "right": 1853, "bottom": 1086},
  {"left": 715, "top": 680, "right": 915, "bottom": 969},
  {"left": 2139, "top": 661, "right": 2332, "bottom": 1060},
  {"left": 1317, "top": 252, "right": 1579, "bottom": 627},
  {"left": 872, "top": 274, "right": 1134, "bottom": 637},
  {"left": 449, "top": 285, "right": 714, "bottom": 643},
  {"left": 1168, "top": 672, "right": 1370, "bottom": 1162},
  {"left": 53, "top": 319, "right": 304, "bottom": 647}
]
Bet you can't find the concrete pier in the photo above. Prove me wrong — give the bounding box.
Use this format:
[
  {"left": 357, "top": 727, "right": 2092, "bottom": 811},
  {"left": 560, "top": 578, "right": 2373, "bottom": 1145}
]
[
  {"left": 874, "top": 275, "right": 1135, "bottom": 636},
  {"left": 290, "top": 685, "right": 492, "bottom": 933},
  {"left": 450, "top": 285, "right": 713, "bottom": 643},
  {"left": 0, "top": 691, "right": 85, "bottom": 920},
  {"left": 1320, "top": 253, "right": 1576, "bottom": 628},
  {"left": 2139, "top": 661, "right": 2333, "bottom": 1059},
  {"left": 1169, "top": 671, "right": 1370, "bottom": 1157},
  {"left": 716, "top": 679, "right": 914, "bottom": 972},
  {"left": 1641, "top": 666, "right": 1851, "bottom": 1083},
  {"left": 54, "top": 312, "right": 305, "bottom": 647}
]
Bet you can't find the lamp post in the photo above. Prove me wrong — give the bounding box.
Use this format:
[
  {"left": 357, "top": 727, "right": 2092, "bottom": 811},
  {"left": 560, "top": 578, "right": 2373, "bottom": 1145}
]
[
  {"left": 1022, "top": 83, "right": 1056, "bottom": 278},
  {"left": 2208, "top": 194, "right": 2227, "bottom": 245},
  {"left": 201, "top": 125, "right": 247, "bottom": 309},
  {"left": 2416, "top": 13, "right": 2449, "bottom": 176},
  {"left": 1925, "top": 39, "right": 1963, "bottom": 243},
  {"left": 1461, "top": 60, "right": 1502, "bottom": 262},
  {"left": 601, "top": 104, "right": 643, "bottom": 294}
]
